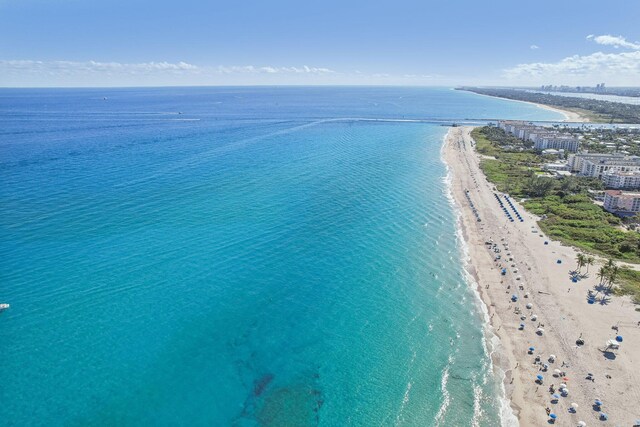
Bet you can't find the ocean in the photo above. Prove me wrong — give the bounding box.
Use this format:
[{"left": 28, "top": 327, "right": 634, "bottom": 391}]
[{"left": 0, "top": 87, "right": 562, "bottom": 426}]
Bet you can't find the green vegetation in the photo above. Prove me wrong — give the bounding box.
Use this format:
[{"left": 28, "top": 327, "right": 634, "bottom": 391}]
[
  {"left": 572, "top": 253, "right": 640, "bottom": 305},
  {"left": 614, "top": 267, "right": 640, "bottom": 305},
  {"left": 458, "top": 87, "right": 640, "bottom": 123},
  {"left": 523, "top": 195, "right": 640, "bottom": 262},
  {"left": 472, "top": 126, "right": 640, "bottom": 263},
  {"left": 555, "top": 125, "right": 640, "bottom": 157}
]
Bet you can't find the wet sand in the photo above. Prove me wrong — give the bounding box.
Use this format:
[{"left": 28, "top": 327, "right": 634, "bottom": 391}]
[{"left": 443, "top": 126, "right": 640, "bottom": 426}]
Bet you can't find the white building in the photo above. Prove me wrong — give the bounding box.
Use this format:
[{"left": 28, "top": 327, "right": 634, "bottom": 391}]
[
  {"left": 544, "top": 162, "right": 570, "bottom": 172},
  {"left": 601, "top": 170, "right": 640, "bottom": 190},
  {"left": 532, "top": 135, "right": 579, "bottom": 152},
  {"left": 497, "top": 121, "right": 579, "bottom": 152},
  {"left": 567, "top": 153, "right": 640, "bottom": 178},
  {"left": 603, "top": 190, "right": 640, "bottom": 215}
]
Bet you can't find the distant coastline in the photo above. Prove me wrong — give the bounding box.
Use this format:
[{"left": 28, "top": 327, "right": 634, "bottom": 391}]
[
  {"left": 459, "top": 89, "right": 587, "bottom": 123},
  {"left": 457, "top": 87, "right": 640, "bottom": 124}
]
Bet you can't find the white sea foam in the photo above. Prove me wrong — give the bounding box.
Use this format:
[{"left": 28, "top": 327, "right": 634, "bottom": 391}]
[
  {"left": 440, "top": 130, "right": 519, "bottom": 427},
  {"left": 434, "top": 354, "right": 452, "bottom": 426},
  {"left": 394, "top": 350, "right": 418, "bottom": 426}
]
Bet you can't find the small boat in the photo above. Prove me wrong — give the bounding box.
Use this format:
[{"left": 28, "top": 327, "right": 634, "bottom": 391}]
[{"left": 0, "top": 303, "right": 9, "bottom": 311}]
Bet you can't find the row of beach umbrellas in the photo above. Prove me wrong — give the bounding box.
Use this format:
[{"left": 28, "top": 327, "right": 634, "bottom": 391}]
[
  {"left": 503, "top": 194, "right": 524, "bottom": 222},
  {"left": 493, "top": 193, "right": 516, "bottom": 222}
]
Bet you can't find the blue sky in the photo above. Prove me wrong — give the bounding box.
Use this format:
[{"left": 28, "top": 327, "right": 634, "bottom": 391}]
[{"left": 1, "top": 0, "right": 639, "bottom": 87}]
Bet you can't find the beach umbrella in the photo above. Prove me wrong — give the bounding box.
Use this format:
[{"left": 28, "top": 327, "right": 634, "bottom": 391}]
[
  {"left": 616, "top": 335, "right": 623, "bottom": 342},
  {"left": 536, "top": 374, "right": 543, "bottom": 381},
  {"left": 559, "top": 383, "right": 567, "bottom": 389},
  {"left": 594, "top": 399, "right": 603, "bottom": 406},
  {"left": 537, "top": 327, "right": 545, "bottom": 335},
  {"left": 562, "top": 376, "right": 569, "bottom": 381},
  {"left": 554, "top": 369, "right": 561, "bottom": 375},
  {"left": 519, "top": 323, "right": 525, "bottom": 329},
  {"left": 549, "top": 354, "right": 556, "bottom": 361},
  {"left": 531, "top": 314, "right": 538, "bottom": 321},
  {"left": 529, "top": 347, "right": 535, "bottom": 353},
  {"left": 599, "top": 412, "right": 608, "bottom": 420},
  {"left": 577, "top": 422, "right": 586, "bottom": 427},
  {"left": 571, "top": 402, "right": 578, "bottom": 409},
  {"left": 552, "top": 393, "right": 560, "bottom": 399},
  {"left": 549, "top": 413, "right": 557, "bottom": 420},
  {"left": 561, "top": 388, "right": 569, "bottom": 396},
  {"left": 526, "top": 303, "right": 532, "bottom": 309}
]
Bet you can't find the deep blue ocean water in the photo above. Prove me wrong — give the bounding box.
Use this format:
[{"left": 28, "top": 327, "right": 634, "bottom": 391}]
[{"left": 0, "top": 87, "right": 562, "bottom": 426}]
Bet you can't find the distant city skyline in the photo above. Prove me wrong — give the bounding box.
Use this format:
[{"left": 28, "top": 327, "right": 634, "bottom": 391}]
[{"left": 1, "top": 0, "right": 639, "bottom": 87}]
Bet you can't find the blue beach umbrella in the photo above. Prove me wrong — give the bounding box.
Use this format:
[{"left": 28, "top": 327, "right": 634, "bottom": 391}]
[
  {"left": 552, "top": 393, "right": 560, "bottom": 399},
  {"left": 529, "top": 346, "right": 535, "bottom": 351},
  {"left": 536, "top": 374, "right": 543, "bottom": 380},
  {"left": 599, "top": 412, "right": 608, "bottom": 420},
  {"left": 595, "top": 399, "right": 603, "bottom": 406},
  {"left": 616, "top": 335, "right": 623, "bottom": 342},
  {"left": 549, "top": 413, "right": 557, "bottom": 419}
]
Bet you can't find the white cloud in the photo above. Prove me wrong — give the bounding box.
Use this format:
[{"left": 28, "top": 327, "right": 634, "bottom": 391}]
[
  {"left": 0, "top": 60, "right": 336, "bottom": 76},
  {"left": 0, "top": 60, "right": 201, "bottom": 76},
  {"left": 530, "top": 45, "right": 539, "bottom": 50},
  {"left": 503, "top": 50, "right": 640, "bottom": 85},
  {"left": 0, "top": 59, "right": 454, "bottom": 86},
  {"left": 586, "top": 34, "right": 640, "bottom": 50},
  {"left": 0, "top": 60, "right": 341, "bottom": 86},
  {"left": 214, "top": 64, "right": 334, "bottom": 74}
]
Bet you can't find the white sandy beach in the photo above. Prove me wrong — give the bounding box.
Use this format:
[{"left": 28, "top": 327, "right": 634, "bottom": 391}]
[
  {"left": 463, "top": 90, "right": 588, "bottom": 123},
  {"left": 444, "top": 126, "right": 640, "bottom": 426}
]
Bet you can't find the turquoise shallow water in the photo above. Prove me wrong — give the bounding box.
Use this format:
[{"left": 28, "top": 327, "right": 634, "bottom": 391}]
[{"left": 0, "top": 87, "right": 562, "bottom": 426}]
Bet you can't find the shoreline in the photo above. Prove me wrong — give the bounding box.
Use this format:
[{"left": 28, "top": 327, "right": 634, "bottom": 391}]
[
  {"left": 441, "top": 142, "right": 519, "bottom": 426},
  {"left": 461, "top": 90, "right": 588, "bottom": 122},
  {"left": 442, "top": 126, "right": 640, "bottom": 426}
]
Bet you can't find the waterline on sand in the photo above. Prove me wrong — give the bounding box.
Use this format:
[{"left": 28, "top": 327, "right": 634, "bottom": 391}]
[{"left": 441, "top": 130, "right": 519, "bottom": 427}]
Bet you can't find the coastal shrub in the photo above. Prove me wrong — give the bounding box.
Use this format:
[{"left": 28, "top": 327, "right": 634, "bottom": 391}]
[
  {"left": 614, "top": 268, "right": 640, "bottom": 304},
  {"left": 475, "top": 125, "right": 640, "bottom": 263}
]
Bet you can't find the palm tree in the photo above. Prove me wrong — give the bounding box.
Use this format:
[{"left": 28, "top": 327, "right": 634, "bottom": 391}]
[
  {"left": 585, "top": 256, "right": 595, "bottom": 274},
  {"left": 575, "top": 253, "right": 586, "bottom": 272},
  {"left": 597, "top": 265, "right": 609, "bottom": 285},
  {"left": 608, "top": 265, "right": 620, "bottom": 291}
]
